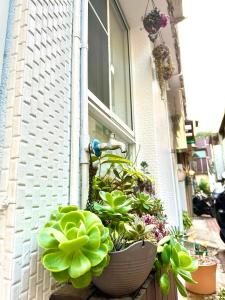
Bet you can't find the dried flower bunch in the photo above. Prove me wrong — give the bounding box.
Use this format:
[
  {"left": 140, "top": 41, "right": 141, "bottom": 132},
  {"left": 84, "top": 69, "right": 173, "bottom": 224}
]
[
  {"left": 143, "top": 8, "right": 169, "bottom": 42},
  {"left": 152, "top": 44, "right": 174, "bottom": 94}
]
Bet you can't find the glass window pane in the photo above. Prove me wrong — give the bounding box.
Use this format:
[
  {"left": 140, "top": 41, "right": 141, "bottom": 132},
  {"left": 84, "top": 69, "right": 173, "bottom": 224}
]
[
  {"left": 89, "top": 115, "right": 112, "bottom": 142},
  {"left": 88, "top": 115, "right": 131, "bottom": 155},
  {"left": 88, "top": 5, "right": 110, "bottom": 108},
  {"left": 90, "top": 0, "right": 107, "bottom": 29},
  {"left": 110, "top": 3, "right": 132, "bottom": 128}
]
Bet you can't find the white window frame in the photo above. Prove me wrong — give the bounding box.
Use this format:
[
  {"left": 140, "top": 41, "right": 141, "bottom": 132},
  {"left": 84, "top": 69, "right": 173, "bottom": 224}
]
[{"left": 88, "top": 0, "right": 135, "bottom": 144}]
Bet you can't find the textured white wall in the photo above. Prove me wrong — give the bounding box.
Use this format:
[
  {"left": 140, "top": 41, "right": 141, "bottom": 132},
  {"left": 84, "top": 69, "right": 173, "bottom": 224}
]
[
  {"left": 130, "top": 27, "right": 180, "bottom": 226},
  {"left": 0, "top": 0, "right": 73, "bottom": 299}
]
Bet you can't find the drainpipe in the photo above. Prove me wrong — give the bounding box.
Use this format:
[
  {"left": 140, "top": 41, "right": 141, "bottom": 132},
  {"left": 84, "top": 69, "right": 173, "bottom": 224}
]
[
  {"left": 79, "top": 0, "right": 90, "bottom": 208},
  {"left": 70, "top": 0, "right": 81, "bottom": 205},
  {"left": 165, "top": 100, "right": 183, "bottom": 229}
]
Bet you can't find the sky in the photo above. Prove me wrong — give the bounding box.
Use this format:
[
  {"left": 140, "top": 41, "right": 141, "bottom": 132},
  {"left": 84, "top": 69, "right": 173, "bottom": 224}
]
[{"left": 178, "top": 0, "right": 225, "bottom": 133}]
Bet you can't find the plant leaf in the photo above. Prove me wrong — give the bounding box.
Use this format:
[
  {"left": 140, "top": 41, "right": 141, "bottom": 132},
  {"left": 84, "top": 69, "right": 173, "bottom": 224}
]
[
  {"left": 52, "top": 270, "right": 70, "bottom": 282},
  {"left": 70, "top": 271, "right": 92, "bottom": 288},
  {"left": 69, "top": 250, "right": 91, "bottom": 278},
  {"left": 42, "top": 250, "right": 71, "bottom": 272},
  {"left": 160, "top": 273, "right": 170, "bottom": 295}
]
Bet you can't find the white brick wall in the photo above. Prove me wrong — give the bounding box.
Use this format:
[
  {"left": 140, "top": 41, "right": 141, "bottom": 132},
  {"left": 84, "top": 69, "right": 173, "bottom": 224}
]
[
  {"left": 0, "top": 0, "right": 73, "bottom": 299},
  {"left": 131, "top": 27, "right": 180, "bottom": 226}
]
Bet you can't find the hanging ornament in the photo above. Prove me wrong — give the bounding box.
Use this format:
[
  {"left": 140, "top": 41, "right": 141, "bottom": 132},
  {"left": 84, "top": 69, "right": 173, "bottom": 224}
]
[
  {"left": 152, "top": 44, "right": 174, "bottom": 96},
  {"left": 143, "top": 7, "right": 169, "bottom": 42}
]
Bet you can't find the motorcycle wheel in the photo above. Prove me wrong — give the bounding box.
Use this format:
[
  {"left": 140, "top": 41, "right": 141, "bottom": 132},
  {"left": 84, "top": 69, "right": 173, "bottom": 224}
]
[{"left": 193, "top": 209, "right": 202, "bottom": 216}]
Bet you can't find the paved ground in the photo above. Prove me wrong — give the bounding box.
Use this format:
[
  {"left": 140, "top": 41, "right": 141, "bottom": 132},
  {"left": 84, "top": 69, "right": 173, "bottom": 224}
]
[{"left": 178, "top": 216, "right": 225, "bottom": 300}]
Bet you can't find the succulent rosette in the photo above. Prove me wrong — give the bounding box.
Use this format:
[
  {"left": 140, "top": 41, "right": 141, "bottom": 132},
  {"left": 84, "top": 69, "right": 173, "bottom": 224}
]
[{"left": 37, "top": 206, "right": 113, "bottom": 288}]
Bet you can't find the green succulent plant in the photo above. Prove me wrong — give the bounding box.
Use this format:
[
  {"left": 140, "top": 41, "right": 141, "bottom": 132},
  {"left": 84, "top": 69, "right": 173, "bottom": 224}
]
[
  {"left": 182, "top": 210, "right": 192, "bottom": 231},
  {"left": 123, "top": 216, "right": 154, "bottom": 243},
  {"left": 131, "top": 192, "right": 163, "bottom": 216},
  {"left": 155, "top": 236, "right": 198, "bottom": 297},
  {"left": 93, "top": 190, "right": 133, "bottom": 226},
  {"left": 37, "top": 206, "right": 113, "bottom": 288}
]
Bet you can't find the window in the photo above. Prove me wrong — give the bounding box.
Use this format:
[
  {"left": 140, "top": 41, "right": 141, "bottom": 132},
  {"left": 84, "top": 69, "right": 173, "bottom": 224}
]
[{"left": 88, "top": 0, "right": 133, "bottom": 130}]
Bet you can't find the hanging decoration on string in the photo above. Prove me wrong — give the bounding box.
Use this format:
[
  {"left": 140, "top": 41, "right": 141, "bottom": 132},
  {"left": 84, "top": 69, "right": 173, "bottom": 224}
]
[
  {"left": 152, "top": 44, "right": 174, "bottom": 96},
  {"left": 142, "top": 0, "right": 169, "bottom": 42}
]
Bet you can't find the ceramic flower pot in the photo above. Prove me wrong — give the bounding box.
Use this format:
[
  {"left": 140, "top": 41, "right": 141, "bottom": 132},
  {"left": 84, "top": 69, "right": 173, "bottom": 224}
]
[
  {"left": 186, "top": 262, "right": 217, "bottom": 295},
  {"left": 93, "top": 240, "right": 157, "bottom": 297}
]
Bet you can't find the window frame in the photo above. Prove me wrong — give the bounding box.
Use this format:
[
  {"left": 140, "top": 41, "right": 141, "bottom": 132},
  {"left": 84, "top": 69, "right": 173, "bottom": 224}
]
[{"left": 88, "top": 0, "right": 135, "bottom": 143}]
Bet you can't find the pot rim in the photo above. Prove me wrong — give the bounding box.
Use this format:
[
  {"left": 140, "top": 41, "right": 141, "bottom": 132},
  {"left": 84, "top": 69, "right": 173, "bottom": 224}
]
[{"left": 109, "top": 240, "right": 156, "bottom": 255}]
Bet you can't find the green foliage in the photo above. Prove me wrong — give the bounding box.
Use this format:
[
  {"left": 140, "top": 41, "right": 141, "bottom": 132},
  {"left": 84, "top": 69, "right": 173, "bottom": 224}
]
[
  {"left": 182, "top": 211, "right": 192, "bottom": 231},
  {"left": 197, "top": 178, "right": 211, "bottom": 196},
  {"left": 37, "top": 206, "right": 113, "bottom": 288},
  {"left": 89, "top": 153, "right": 155, "bottom": 207},
  {"left": 124, "top": 216, "right": 156, "bottom": 245},
  {"left": 155, "top": 236, "right": 198, "bottom": 297},
  {"left": 206, "top": 288, "right": 225, "bottom": 300},
  {"left": 93, "top": 190, "right": 133, "bottom": 226},
  {"left": 131, "top": 192, "right": 164, "bottom": 216},
  {"left": 169, "top": 226, "right": 184, "bottom": 241},
  {"left": 215, "top": 289, "right": 225, "bottom": 300}
]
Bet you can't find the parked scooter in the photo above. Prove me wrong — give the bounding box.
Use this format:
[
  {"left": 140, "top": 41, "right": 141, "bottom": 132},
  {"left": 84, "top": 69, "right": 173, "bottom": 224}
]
[
  {"left": 214, "top": 174, "right": 225, "bottom": 243},
  {"left": 192, "top": 191, "right": 214, "bottom": 217}
]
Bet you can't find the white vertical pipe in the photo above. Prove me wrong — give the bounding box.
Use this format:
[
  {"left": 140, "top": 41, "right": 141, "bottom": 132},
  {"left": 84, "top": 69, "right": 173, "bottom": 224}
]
[
  {"left": 80, "top": 0, "right": 90, "bottom": 208},
  {"left": 70, "top": 0, "right": 81, "bottom": 205}
]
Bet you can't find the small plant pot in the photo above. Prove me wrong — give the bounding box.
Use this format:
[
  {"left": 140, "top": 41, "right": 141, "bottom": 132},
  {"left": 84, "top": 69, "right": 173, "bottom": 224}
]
[
  {"left": 93, "top": 240, "right": 157, "bottom": 297},
  {"left": 186, "top": 262, "right": 217, "bottom": 295}
]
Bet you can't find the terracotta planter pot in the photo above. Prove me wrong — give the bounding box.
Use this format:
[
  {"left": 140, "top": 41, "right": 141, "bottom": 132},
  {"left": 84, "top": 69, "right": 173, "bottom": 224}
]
[
  {"left": 93, "top": 241, "right": 157, "bottom": 297},
  {"left": 186, "top": 263, "right": 217, "bottom": 295}
]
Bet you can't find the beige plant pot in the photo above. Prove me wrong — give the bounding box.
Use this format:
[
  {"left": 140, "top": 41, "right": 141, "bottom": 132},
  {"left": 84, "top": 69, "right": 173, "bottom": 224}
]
[
  {"left": 93, "top": 241, "right": 157, "bottom": 297},
  {"left": 186, "top": 262, "right": 217, "bottom": 295}
]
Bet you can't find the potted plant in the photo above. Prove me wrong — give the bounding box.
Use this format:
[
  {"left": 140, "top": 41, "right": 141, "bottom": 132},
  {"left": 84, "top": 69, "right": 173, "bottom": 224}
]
[
  {"left": 152, "top": 44, "right": 174, "bottom": 96},
  {"left": 143, "top": 7, "right": 169, "bottom": 42},
  {"left": 186, "top": 243, "right": 217, "bottom": 295},
  {"left": 37, "top": 153, "right": 198, "bottom": 298},
  {"left": 37, "top": 206, "right": 113, "bottom": 288},
  {"left": 92, "top": 190, "right": 157, "bottom": 296}
]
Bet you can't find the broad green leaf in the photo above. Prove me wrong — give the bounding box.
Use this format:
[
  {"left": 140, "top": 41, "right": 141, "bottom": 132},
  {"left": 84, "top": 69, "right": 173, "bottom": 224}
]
[
  {"left": 59, "top": 236, "right": 89, "bottom": 253},
  {"left": 69, "top": 250, "right": 91, "bottom": 278},
  {"left": 83, "top": 211, "right": 102, "bottom": 230},
  {"left": 52, "top": 270, "right": 70, "bottom": 282},
  {"left": 183, "top": 258, "right": 198, "bottom": 272},
  {"left": 171, "top": 246, "right": 180, "bottom": 266},
  {"left": 85, "top": 226, "right": 101, "bottom": 250},
  {"left": 158, "top": 235, "right": 171, "bottom": 246},
  {"left": 59, "top": 206, "right": 78, "bottom": 213},
  {"left": 66, "top": 227, "right": 78, "bottom": 240},
  {"left": 178, "top": 269, "right": 197, "bottom": 284},
  {"left": 60, "top": 211, "right": 85, "bottom": 230},
  {"left": 70, "top": 271, "right": 92, "bottom": 288},
  {"left": 174, "top": 275, "right": 188, "bottom": 297},
  {"left": 43, "top": 250, "right": 71, "bottom": 272},
  {"left": 82, "top": 244, "right": 108, "bottom": 267},
  {"left": 159, "top": 273, "right": 170, "bottom": 295},
  {"left": 92, "top": 255, "right": 110, "bottom": 276},
  {"left": 113, "top": 196, "right": 127, "bottom": 207},
  {"left": 178, "top": 252, "right": 193, "bottom": 268},
  {"left": 65, "top": 222, "right": 76, "bottom": 234},
  {"left": 38, "top": 228, "right": 59, "bottom": 249},
  {"left": 77, "top": 221, "right": 87, "bottom": 237},
  {"left": 161, "top": 244, "right": 171, "bottom": 265}
]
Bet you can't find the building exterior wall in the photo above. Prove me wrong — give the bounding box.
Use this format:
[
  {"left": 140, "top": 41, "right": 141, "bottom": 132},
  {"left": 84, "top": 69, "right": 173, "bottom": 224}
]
[
  {"left": 0, "top": 1, "right": 182, "bottom": 299},
  {"left": 130, "top": 27, "right": 181, "bottom": 227},
  {"left": 0, "top": 0, "right": 73, "bottom": 299}
]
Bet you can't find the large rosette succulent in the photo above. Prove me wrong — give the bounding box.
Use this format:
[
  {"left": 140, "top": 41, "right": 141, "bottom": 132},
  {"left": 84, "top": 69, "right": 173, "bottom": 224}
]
[{"left": 37, "top": 206, "right": 113, "bottom": 288}]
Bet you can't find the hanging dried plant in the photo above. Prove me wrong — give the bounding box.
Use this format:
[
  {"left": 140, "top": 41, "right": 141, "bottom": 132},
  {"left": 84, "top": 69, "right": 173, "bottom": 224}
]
[{"left": 152, "top": 44, "right": 174, "bottom": 95}]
